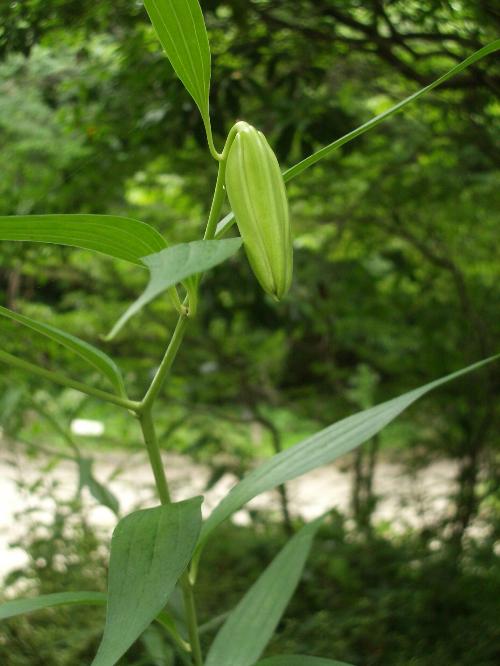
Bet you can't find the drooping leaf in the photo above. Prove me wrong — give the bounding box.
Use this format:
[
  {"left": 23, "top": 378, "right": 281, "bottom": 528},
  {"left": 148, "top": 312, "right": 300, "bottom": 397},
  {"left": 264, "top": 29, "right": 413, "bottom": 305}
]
[
  {"left": 0, "top": 591, "right": 183, "bottom": 652},
  {"left": 192, "top": 356, "right": 498, "bottom": 572},
  {"left": 0, "top": 305, "right": 126, "bottom": 396},
  {"left": 215, "top": 40, "right": 500, "bottom": 238},
  {"left": 106, "top": 238, "right": 242, "bottom": 339},
  {"left": 78, "top": 458, "right": 120, "bottom": 515},
  {"left": 144, "top": 0, "right": 211, "bottom": 124},
  {"left": 0, "top": 592, "right": 106, "bottom": 620},
  {"left": 205, "top": 519, "right": 323, "bottom": 666},
  {"left": 0, "top": 349, "right": 135, "bottom": 410},
  {"left": 92, "top": 497, "right": 202, "bottom": 666},
  {"left": 255, "top": 658, "right": 354, "bottom": 666},
  {"left": 0, "top": 214, "right": 166, "bottom": 266}
]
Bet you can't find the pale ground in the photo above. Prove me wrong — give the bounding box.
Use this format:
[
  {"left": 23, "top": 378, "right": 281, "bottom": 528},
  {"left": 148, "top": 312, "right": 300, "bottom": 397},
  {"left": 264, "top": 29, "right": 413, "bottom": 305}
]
[{"left": 0, "top": 443, "right": 463, "bottom": 581}]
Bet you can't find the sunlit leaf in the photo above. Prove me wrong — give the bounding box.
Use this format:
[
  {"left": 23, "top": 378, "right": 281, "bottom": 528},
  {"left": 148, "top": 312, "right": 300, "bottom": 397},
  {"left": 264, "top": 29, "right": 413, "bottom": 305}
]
[
  {"left": 144, "top": 0, "right": 211, "bottom": 124},
  {"left": 0, "top": 305, "right": 126, "bottom": 396},
  {"left": 192, "top": 356, "right": 498, "bottom": 573},
  {"left": 0, "top": 214, "right": 166, "bottom": 266},
  {"left": 106, "top": 238, "right": 242, "bottom": 339},
  {"left": 206, "top": 519, "right": 323, "bottom": 666},
  {"left": 92, "top": 497, "right": 202, "bottom": 666}
]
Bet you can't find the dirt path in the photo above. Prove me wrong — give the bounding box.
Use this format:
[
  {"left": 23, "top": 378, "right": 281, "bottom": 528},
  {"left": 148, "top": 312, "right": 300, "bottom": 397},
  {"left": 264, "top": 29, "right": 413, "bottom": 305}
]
[{"left": 0, "top": 446, "right": 460, "bottom": 579}]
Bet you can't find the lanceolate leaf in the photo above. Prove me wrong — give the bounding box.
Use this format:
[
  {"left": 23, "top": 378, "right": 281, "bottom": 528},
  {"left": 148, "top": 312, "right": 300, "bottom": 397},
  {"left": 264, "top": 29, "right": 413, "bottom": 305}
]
[
  {"left": 284, "top": 40, "right": 500, "bottom": 182},
  {"left": 92, "top": 498, "right": 202, "bottom": 666},
  {"left": 0, "top": 214, "right": 167, "bottom": 266},
  {"left": 0, "top": 591, "right": 183, "bottom": 649},
  {"left": 192, "top": 356, "right": 498, "bottom": 572},
  {"left": 144, "top": 0, "right": 211, "bottom": 123},
  {"left": 0, "top": 592, "right": 107, "bottom": 620},
  {"left": 106, "top": 238, "right": 242, "bottom": 339},
  {"left": 0, "top": 305, "right": 126, "bottom": 396},
  {"left": 255, "top": 658, "right": 354, "bottom": 666},
  {"left": 215, "top": 40, "right": 500, "bottom": 238},
  {"left": 205, "top": 519, "right": 323, "bottom": 666}
]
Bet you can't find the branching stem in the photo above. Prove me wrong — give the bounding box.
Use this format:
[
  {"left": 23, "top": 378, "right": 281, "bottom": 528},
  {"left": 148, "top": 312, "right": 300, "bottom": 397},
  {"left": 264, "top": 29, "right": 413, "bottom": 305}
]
[
  {"left": 140, "top": 314, "right": 189, "bottom": 411},
  {"left": 133, "top": 145, "right": 233, "bottom": 662}
]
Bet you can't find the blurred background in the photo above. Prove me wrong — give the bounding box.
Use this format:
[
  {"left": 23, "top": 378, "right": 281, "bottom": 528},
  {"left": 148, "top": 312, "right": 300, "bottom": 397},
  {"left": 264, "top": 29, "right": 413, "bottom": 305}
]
[{"left": 0, "top": 1, "right": 499, "bottom": 664}]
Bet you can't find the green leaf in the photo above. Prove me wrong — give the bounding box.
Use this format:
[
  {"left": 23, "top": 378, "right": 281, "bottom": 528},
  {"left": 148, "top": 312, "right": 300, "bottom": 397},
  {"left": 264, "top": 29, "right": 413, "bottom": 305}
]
[
  {"left": 0, "top": 214, "right": 166, "bottom": 266},
  {"left": 78, "top": 458, "right": 120, "bottom": 515},
  {"left": 0, "top": 591, "right": 106, "bottom": 620},
  {"left": 205, "top": 519, "right": 323, "bottom": 666},
  {"left": 284, "top": 40, "right": 500, "bottom": 183},
  {"left": 106, "top": 238, "right": 242, "bottom": 339},
  {"left": 0, "top": 305, "right": 126, "bottom": 396},
  {"left": 215, "top": 40, "right": 500, "bottom": 238},
  {"left": 255, "top": 658, "right": 354, "bottom": 666},
  {"left": 193, "top": 356, "right": 498, "bottom": 572},
  {"left": 0, "top": 349, "right": 137, "bottom": 411},
  {"left": 144, "top": 0, "right": 211, "bottom": 123},
  {"left": 92, "top": 497, "right": 202, "bottom": 666}
]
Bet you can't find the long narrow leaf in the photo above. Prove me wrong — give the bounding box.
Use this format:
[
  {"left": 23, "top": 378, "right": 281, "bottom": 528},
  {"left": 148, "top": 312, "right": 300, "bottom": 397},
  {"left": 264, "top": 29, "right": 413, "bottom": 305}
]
[
  {"left": 0, "top": 591, "right": 184, "bottom": 650},
  {"left": 215, "top": 40, "right": 500, "bottom": 238},
  {"left": 192, "top": 356, "right": 497, "bottom": 573},
  {"left": 92, "top": 497, "right": 202, "bottom": 666},
  {"left": 0, "top": 214, "right": 166, "bottom": 266},
  {"left": 284, "top": 40, "right": 500, "bottom": 182},
  {"left": 144, "top": 0, "right": 211, "bottom": 123},
  {"left": 255, "top": 658, "right": 353, "bottom": 666},
  {"left": 106, "top": 238, "right": 242, "bottom": 339},
  {"left": 0, "top": 305, "right": 126, "bottom": 396},
  {"left": 0, "top": 349, "right": 136, "bottom": 410},
  {"left": 0, "top": 592, "right": 106, "bottom": 620},
  {"left": 205, "top": 519, "right": 323, "bottom": 666}
]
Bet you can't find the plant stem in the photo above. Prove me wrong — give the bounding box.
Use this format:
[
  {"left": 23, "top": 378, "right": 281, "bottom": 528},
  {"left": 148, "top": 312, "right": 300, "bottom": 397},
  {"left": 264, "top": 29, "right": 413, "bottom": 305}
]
[
  {"left": 181, "top": 574, "right": 204, "bottom": 666},
  {"left": 203, "top": 115, "right": 223, "bottom": 162},
  {"left": 138, "top": 409, "right": 171, "bottom": 504},
  {"left": 0, "top": 350, "right": 140, "bottom": 412},
  {"left": 203, "top": 159, "right": 227, "bottom": 241},
  {"left": 138, "top": 407, "right": 205, "bottom": 665},
  {"left": 138, "top": 317, "right": 204, "bottom": 663},
  {"left": 203, "top": 121, "right": 242, "bottom": 241},
  {"left": 140, "top": 314, "right": 189, "bottom": 411},
  {"left": 135, "top": 141, "right": 238, "bottom": 662}
]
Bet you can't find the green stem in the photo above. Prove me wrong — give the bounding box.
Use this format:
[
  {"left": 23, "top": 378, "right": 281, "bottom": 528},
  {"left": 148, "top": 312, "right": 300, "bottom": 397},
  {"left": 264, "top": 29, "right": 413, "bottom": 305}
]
[
  {"left": 181, "top": 574, "right": 204, "bottom": 666},
  {"left": 140, "top": 314, "right": 189, "bottom": 411},
  {"left": 134, "top": 132, "right": 243, "bottom": 661},
  {"left": 138, "top": 409, "right": 171, "bottom": 504},
  {"left": 202, "top": 121, "right": 240, "bottom": 239},
  {"left": 203, "top": 159, "right": 227, "bottom": 241},
  {"left": 156, "top": 610, "right": 192, "bottom": 653},
  {"left": 0, "top": 350, "right": 139, "bottom": 412},
  {"left": 138, "top": 404, "right": 204, "bottom": 665},
  {"left": 203, "top": 115, "right": 223, "bottom": 162}
]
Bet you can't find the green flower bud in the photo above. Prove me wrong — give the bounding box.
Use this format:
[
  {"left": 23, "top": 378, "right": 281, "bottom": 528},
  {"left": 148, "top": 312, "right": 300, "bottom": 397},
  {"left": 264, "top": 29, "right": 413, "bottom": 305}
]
[{"left": 225, "top": 121, "right": 292, "bottom": 300}]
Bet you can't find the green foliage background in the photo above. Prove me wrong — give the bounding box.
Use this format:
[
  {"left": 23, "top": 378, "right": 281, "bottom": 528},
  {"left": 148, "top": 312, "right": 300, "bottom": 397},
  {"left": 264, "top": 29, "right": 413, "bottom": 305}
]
[{"left": 0, "top": 1, "right": 499, "bottom": 664}]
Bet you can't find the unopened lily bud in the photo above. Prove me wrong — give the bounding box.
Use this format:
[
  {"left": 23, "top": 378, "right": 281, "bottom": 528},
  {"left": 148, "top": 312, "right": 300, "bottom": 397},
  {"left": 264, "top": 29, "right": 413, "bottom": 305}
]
[{"left": 225, "top": 121, "right": 292, "bottom": 300}]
